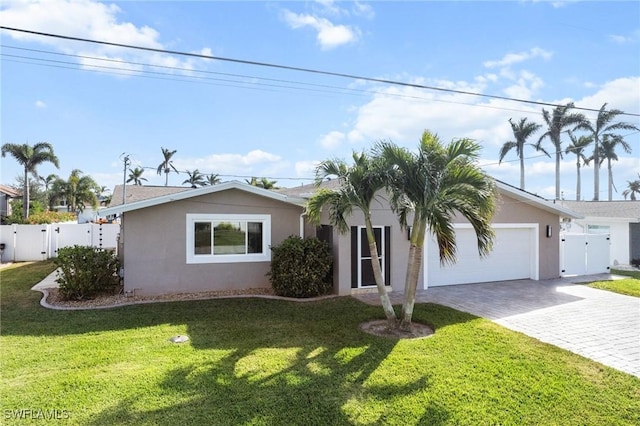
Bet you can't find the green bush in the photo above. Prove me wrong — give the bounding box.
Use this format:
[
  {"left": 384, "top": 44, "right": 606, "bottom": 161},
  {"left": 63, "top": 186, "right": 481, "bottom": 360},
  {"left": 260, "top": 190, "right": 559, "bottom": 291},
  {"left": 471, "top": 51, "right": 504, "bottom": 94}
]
[
  {"left": 54, "top": 246, "right": 120, "bottom": 300},
  {"left": 268, "top": 236, "right": 333, "bottom": 298}
]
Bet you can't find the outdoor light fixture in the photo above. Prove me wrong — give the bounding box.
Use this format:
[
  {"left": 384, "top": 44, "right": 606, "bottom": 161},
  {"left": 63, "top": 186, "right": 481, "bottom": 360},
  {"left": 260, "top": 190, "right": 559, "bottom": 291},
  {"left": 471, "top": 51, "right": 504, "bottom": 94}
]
[{"left": 546, "top": 225, "right": 553, "bottom": 238}]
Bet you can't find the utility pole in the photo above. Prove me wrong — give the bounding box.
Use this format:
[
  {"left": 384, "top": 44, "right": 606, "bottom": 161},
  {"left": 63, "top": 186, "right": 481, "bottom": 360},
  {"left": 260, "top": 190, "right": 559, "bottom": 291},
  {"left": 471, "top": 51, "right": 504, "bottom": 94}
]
[{"left": 121, "top": 153, "right": 131, "bottom": 204}]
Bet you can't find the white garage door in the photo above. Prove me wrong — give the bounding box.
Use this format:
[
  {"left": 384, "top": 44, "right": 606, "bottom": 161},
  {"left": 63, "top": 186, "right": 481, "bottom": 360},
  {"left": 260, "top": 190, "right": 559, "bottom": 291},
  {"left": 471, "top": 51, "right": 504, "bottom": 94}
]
[{"left": 425, "top": 224, "right": 538, "bottom": 287}]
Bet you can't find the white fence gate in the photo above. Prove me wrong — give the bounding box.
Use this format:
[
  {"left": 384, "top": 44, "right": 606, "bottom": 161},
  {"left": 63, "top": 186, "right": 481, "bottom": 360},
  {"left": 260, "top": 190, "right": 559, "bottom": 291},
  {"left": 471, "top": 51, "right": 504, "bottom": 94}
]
[
  {"left": 560, "top": 233, "right": 611, "bottom": 276},
  {"left": 0, "top": 223, "right": 119, "bottom": 262}
]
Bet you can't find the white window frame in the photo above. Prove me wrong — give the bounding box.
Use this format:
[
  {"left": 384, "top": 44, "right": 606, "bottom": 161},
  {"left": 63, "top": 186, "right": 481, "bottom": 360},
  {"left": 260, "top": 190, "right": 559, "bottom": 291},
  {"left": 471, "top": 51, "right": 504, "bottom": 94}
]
[
  {"left": 186, "top": 214, "right": 271, "bottom": 264},
  {"left": 357, "top": 225, "right": 385, "bottom": 288}
]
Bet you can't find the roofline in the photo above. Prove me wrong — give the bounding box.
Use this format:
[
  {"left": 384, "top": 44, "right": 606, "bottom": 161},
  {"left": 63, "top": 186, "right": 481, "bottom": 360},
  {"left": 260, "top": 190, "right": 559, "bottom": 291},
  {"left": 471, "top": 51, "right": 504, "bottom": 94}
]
[
  {"left": 495, "top": 181, "right": 583, "bottom": 219},
  {"left": 98, "top": 181, "right": 307, "bottom": 216}
]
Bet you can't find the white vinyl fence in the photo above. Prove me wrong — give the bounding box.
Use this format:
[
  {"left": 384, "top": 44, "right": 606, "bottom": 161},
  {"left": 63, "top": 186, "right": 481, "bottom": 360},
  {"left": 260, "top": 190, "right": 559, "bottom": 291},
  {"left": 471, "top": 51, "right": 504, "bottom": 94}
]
[
  {"left": 560, "top": 233, "right": 610, "bottom": 276},
  {"left": 0, "top": 223, "right": 119, "bottom": 262}
]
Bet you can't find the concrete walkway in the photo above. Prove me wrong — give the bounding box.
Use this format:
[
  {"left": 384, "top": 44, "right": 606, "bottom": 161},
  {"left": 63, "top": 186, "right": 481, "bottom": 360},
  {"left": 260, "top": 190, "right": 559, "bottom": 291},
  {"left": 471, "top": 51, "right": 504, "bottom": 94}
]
[{"left": 353, "top": 275, "right": 640, "bottom": 378}]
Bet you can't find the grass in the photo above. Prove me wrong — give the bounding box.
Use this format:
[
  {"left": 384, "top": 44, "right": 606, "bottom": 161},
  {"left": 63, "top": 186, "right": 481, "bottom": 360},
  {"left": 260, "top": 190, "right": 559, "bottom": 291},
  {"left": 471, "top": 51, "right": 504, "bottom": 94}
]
[
  {"left": 612, "top": 268, "right": 640, "bottom": 280},
  {"left": 588, "top": 278, "right": 640, "bottom": 297},
  {"left": 2, "top": 261, "right": 640, "bottom": 425}
]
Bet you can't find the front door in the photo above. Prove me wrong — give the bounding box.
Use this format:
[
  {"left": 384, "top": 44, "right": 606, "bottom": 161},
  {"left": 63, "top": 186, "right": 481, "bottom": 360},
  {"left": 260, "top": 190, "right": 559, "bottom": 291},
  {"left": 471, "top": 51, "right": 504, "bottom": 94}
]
[{"left": 351, "top": 226, "right": 390, "bottom": 288}]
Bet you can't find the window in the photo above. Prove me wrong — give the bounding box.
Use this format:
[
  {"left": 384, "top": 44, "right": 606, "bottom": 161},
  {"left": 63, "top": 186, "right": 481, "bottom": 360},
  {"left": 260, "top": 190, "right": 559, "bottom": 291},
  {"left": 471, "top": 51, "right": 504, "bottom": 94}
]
[{"left": 186, "top": 214, "right": 271, "bottom": 263}]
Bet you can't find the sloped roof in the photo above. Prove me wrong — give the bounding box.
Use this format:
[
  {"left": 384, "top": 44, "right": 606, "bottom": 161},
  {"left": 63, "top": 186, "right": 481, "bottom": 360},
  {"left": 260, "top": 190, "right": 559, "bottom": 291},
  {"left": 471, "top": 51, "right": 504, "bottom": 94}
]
[
  {"left": 0, "top": 184, "right": 21, "bottom": 198},
  {"left": 279, "top": 178, "right": 583, "bottom": 219},
  {"left": 100, "top": 181, "right": 307, "bottom": 216},
  {"left": 559, "top": 200, "right": 640, "bottom": 220},
  {"left": 108, "top": 185, "right": 190, "bottom": 207}
]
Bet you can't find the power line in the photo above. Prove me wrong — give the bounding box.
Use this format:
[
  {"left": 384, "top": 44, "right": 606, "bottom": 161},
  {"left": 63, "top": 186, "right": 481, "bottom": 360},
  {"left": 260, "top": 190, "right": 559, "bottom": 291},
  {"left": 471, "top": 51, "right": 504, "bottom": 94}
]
[
  {"left": 2, "top": 25, "right": 639, "bottom": 118},
  {"left": 0, "top": 46, "right": 573, "bottom": 118}
]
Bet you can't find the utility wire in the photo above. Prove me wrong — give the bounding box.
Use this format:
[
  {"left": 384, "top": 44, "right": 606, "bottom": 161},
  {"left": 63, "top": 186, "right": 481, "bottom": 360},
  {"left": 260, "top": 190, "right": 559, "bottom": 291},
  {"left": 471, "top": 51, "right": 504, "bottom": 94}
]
[
  {"left": 0, "top": 47, "right": 572, "bottom": 118},
  {"left": 2, "top": 26, "right": 639, "bottom": 117}
]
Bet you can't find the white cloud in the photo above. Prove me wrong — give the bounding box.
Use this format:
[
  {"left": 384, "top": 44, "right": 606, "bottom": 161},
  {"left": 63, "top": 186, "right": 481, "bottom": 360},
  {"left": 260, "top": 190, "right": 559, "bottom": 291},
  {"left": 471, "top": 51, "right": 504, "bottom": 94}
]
[
  {"left": 573, "top": 76, "right": 640, "bottom": 115},
  {"left": 320, "top": 131, "right": 346, "bottom": 149},
  {"left": 282, "top": 10, "right": 360, "bottom": 50},
  {"left": 35, "top": 100, "right": 47, "bottom": 108},
  {"left": 174, "top": 150, "right": 288, "bottom": 176},
  {"left": 483, "top": 47, "right": 553, "bottom": 69},
  {"left": 0, "top": 0, "right": 212, "bottom": 75},
  {"left": 294, "top": 160, "right": 319, "bottom": 177}
]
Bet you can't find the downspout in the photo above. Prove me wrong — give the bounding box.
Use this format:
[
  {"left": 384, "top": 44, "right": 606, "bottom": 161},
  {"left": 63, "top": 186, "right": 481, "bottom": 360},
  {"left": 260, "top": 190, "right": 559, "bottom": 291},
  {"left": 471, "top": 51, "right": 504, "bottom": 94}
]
[{"left": 299, "top": 213, "right": 305, "bottom": 238}]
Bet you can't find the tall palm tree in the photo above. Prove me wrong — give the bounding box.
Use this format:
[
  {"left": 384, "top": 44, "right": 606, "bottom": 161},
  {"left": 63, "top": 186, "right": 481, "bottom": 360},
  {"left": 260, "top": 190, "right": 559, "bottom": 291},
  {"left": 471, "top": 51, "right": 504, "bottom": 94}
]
[
  {"left": 595, "top": 134, "right": 632, "bottom": 201},
  {"left": 498, "top": 117, "right": 545, "bottom": 190},
  {"left": 182, "top": 169, "right": 206, "bottom": 188},
  {"left": 56, "top": 169, "right": 100, "bottom": 213},
  {"left": 306, "top": 152, "right": 397, "bottom": 327},
  {"left": 1, "top": 142, "right": 60, "bottom": 219},
  {"left": 156, "top": 147, "right": 178, "bottom": 186},
  {"left": 538, "top": 103, "right": 585, "bottom": 200},
  {"left": 378, "top": 131, "right": 497, "bottom": 330},
  {"left": 564, "top": 131, "right": 593, "bottom": 201},
  {"left": 206, "top": 174, "right": 221, "bottom": 185},
  {"left": 622, "top": 174, "right": 640, "bottom": 200},
  {"left": 126, "top": 167, "right": 147, "bottom": 186},
  {"left": 575, "top": 103, "right": 639, "bottom": 201}
]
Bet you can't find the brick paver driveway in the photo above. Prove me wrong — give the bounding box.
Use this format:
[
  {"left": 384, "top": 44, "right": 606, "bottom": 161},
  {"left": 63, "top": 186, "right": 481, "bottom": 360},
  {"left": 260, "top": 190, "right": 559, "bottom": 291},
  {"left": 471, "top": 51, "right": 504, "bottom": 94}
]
[{"left": 354, "top": 276, "right": 640, "bottom": 377}]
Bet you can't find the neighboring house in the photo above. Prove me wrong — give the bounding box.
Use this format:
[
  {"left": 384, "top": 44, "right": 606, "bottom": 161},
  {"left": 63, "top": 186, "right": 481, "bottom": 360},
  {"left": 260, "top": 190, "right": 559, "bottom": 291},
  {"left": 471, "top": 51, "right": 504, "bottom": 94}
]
[
  {"left": 560, "top": 200, "right": 640, "bottom": 266},
  {"left": 100, "top": 180, "right": 581, "bottom": 297},
  {"left": 0, "top": 184, "right": 21, "bottom": 222}
]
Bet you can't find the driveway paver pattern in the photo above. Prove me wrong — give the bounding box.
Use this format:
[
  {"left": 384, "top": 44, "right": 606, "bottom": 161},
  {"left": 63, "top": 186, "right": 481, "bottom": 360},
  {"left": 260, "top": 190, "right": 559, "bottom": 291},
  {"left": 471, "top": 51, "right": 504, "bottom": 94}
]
[{"left": 353, "top": 276, "right": 640, "bottom": 377}]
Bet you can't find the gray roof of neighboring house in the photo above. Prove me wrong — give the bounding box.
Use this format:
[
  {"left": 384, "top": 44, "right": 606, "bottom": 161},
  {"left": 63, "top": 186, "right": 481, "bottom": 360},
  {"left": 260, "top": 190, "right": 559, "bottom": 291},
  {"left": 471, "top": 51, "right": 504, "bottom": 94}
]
[
  {"left": 0, "top": 184, "right": 21, "bottom": 198},
  {"left": 109, "top": 185, "right": 191, "bottom": 207},
  {"left": 559, "top": 200, "right": 640, "bottom": 220}
]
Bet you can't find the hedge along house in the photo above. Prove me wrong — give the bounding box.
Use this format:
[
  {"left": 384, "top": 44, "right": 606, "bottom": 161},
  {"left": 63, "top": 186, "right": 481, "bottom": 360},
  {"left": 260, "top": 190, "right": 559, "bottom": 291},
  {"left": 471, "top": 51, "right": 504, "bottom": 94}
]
[
  {"left": 100, "top": 182, "right": 309, "bottom": 296},
  {"left": 101, "top": 179, "right": 581, "bottom": 298},
  {"left": 280, "top": 179, "right": 582, "bottom": 295}
]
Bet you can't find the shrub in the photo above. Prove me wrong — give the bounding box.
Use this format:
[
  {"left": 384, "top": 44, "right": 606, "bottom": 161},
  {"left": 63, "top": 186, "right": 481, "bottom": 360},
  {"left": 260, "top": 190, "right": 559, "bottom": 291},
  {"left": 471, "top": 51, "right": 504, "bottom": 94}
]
[
  {"left": 54, "top": 246, "right": 120, "bottom": 300},
  {"left": 268, "top": 236, "right": 333, "bottom": 298}
]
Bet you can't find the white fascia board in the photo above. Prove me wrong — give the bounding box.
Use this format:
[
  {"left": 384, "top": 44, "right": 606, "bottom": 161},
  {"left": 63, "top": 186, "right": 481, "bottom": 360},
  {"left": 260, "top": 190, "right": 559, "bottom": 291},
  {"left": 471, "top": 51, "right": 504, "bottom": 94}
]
[{"left": 495, "top": 181, "right": 583, "bottom": 219}]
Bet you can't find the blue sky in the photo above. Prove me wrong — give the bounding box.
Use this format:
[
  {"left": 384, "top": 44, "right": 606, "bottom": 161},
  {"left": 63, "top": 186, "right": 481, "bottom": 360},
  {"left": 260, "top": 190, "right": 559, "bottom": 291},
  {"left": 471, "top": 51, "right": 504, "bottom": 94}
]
[{"left": 1, "top": 0, "right": 639, "bottom": 201}]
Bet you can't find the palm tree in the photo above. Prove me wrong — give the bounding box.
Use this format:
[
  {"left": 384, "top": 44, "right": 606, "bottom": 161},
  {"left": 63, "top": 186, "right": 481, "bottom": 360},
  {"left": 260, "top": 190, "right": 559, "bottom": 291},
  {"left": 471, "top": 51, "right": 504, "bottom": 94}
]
[
  {"left": 56, "top": 169, "right": 100, "bottom": 213},
  {"left": 595, "top": 134, "right": 632, "bottom": 201},
  {"left": 564, "top": 131, "right": 593, "bottom": 201},
  {"left": 622, "top": 174, "right": 640, "bottom": 200},
  {"left": 39, "top": 173, "right": 60, "bottom": 210},
  {"left": 1, "top": 142, "right": 60, "bottom": 219},
  {"left": 156, "top": 147, "right": 178, "bottom": 186},
  {"left": 127, "top": 167, "right": 147, "bottom": 186},
  {"left": 575, "top": 103, "right": 639, "bottom": 201},
  {"left": 538, "top": 103, "right": 585, "bottom": 200},
  {"left": 377, "top": 131, "right": 497, "bottom": 330},
  {"left": 246, "top": 177, "right": 278, "bottom": 189},
  {"left": 498, "top": 117, "right": 545, "bottom": 190},
  {"left": 306, "top": 152, "right": 397, "bottom": 327},
  {"left": 206, "top": 174, "right": 221, "bottom": 185},
  {"left": 182, "top": 169, "right": 206, "bottom": 188}
]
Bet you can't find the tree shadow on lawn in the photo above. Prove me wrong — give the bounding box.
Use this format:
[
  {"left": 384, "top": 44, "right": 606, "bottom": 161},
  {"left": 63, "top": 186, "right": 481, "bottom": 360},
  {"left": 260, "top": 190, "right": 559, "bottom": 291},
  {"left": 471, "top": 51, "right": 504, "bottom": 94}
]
[{"left": 84, "top": 300, "right": 453, "bottom": 425}]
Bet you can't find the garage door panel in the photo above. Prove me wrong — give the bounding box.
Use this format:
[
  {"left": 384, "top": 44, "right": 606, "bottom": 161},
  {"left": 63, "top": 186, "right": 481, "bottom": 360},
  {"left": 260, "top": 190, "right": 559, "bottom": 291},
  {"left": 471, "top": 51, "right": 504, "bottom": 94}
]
[{"left": 426, "top": 226, "right": 536, "bottom": 287}]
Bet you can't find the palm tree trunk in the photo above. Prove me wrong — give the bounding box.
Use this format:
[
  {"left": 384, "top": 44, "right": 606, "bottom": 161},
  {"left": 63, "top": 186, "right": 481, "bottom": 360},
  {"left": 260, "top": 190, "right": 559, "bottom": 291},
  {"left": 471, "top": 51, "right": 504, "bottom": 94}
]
[
  {"left": 608, "top": 159, "right": 613, "bottom": 201},
  {"left": 593, "top": 137, "right": 600, "bottom": 201},
  {"left": 23, "top": 168, "right": 29, "bottom": 219},
  {"left": 400, "top": 218, "right": 426, "bottom": 331},
  {"left": 555, "top": 150, "right": 561, "bottom": 200},
  {"left": 576, "top": 161, "right": 581, "bottom": 201},
  {"left": 364, "top": 215, "right": 397, "bottom": 327},
  {"left": 519, "top": 155, "right": 525, "bottom": 190},
  {"left": 165, "top": 169, "right": 169, "bottom": 186}
]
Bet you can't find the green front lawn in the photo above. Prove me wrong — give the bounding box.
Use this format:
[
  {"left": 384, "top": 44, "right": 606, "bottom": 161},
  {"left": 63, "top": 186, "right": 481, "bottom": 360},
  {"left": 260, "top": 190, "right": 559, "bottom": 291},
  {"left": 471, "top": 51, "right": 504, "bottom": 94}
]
[
  {"left": 588, "top": 278, "right": 640, "bottom": 297},
  {"left": 1, "top": 262, "right": 639, "bottom": 425}
]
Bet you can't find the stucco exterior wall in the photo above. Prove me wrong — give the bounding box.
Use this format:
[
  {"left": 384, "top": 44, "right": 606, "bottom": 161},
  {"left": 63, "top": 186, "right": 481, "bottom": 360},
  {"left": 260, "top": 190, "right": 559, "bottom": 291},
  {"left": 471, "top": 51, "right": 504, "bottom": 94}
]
[
  {"left": 121, "top": 189, "right": 304, "bottom": 296},
  {"left": 322, "top": 190, "right": 561, "bottom": 296}
]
